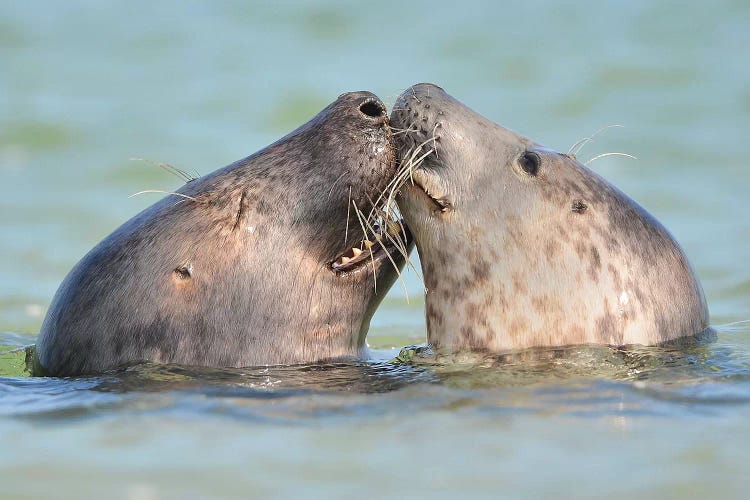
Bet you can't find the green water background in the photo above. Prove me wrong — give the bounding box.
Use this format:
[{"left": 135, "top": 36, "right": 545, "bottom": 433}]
[{"left": 2, "top": 1, "right": 750, "bottom": 498}]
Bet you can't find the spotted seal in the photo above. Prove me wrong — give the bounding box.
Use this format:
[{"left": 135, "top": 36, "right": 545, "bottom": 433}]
[
  {"left": 37, "top": 91, "right": 413, "bottom": 376},
  {"left": 391, "top": 83, "right": 709, "bottom": 352}
]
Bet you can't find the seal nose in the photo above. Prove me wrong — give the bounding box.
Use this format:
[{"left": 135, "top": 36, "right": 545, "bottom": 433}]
[{"left": 358, "top": 98, "right": 387, "bottom": 123}]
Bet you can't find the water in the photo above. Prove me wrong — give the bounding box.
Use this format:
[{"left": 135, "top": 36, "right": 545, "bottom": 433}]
[{"left": 2, "top": 1, "right": 750, "bottom": 497}]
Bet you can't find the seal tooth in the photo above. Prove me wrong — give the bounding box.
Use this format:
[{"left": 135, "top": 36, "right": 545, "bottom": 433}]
[
  {"left": 352, "top": 247, "right": 363, "bottom": 257},
  {"left": 340, "top": 256, "right": 351, "bottom": 265},
  {"left": 363, "top": 239, "right": 374, "bottom": 249}
]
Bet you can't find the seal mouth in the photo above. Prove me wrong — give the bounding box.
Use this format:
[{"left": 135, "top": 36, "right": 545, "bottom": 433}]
[
  {"left": 406, "top": 170, "right": 452, "bottom": 213},
  {"left": 331, "top": 218, "right": 412, "bottom": 274}
]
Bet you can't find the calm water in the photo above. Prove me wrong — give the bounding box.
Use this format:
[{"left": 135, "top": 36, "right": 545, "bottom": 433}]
[{"left": 2, "top": 1, "right": 750, "bottom": 498}]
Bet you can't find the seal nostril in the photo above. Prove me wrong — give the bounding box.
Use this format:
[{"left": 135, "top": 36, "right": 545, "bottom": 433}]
[{"left": 359, "top": 100, "right": 385, "bottom": 119}]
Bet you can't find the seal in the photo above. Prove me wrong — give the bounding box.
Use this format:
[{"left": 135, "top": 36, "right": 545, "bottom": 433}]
[
  {"left": 37, "top": 91, "right": 414, "bottom": 376},
  {"left": 391, "top": 83, "right": 709, "bottom": 353}
]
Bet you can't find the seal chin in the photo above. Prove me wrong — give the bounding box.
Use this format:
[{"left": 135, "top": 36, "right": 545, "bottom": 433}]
[{"left": 331, "top": 218, "right": 412, "bottom": 275}]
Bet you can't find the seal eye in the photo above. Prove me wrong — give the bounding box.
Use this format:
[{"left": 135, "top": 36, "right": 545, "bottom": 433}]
[
  {"left": 359, "top": 100, "right": 386, "bottom": 119},
  {"left": 519, "top": 152, "right": 541, "bottom": 177}
]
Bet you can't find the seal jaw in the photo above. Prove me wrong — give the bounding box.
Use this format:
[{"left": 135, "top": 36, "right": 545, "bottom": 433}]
[{"left": 331, "top": 218, "right": 412, "bottom": 275}]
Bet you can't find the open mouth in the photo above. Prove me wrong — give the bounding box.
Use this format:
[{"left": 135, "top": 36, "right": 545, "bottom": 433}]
[{"left": 331, "top": 218, "right": 412, "bottom": 274}]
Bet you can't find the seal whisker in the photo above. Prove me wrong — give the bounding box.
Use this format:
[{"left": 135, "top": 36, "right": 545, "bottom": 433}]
[
  {"left": 366, "top": 137, "right": 437, "bottom": 225},
  {"left": 387, "top": 145, "right": 435, "bottom": 204},
  {"left": 376, "top": 146, "right": 428, "bottom": 220},
  {"left": 377, "top": 209, "right": 424, "bottom": 287},
  {"left": 367, "top": 195, "right": 411, "bottom": 262},
  {"left": 431, "top": 123, "right": 441, "bottom": 159},
  {"left": 351, "top": 199, "right": 379, "bottom": 293},
  {"left": 128, "top": 190, "right": 199, "bottom": 202},
  {"left": 344, "top": 185, "right": 352, "bottom": 245},
  {"left": 409, "top": 86, "right": 422, "bottom": 104},
  {"left": 368, "top": 160, "right": 415, "bottom": 226},
  {"left": 584, "top": 152, "right": 638, "bottom": 165},
  {"left": 353, "top": 200, "right": 410, "bottom": 299},
  {"left": 568, "top": 124, "right": 624, "bottom": 157},
  {"left": 363, "top": 185, "right": 425, "bottom": 290},
  {"left": 390, "top": 125, "right": 420, "bottom": 136},
  {"left": 715, "top": 320, "right": 750, "bottom": 333},
  {"left": 327, "top": 171, "right": 348, "bottom": 200},
  {"left": 129, "top": 157, "right": 198, "bottom": 183},
  {"left": 363, "top": 146, "right": 418, "bottom": 223}
]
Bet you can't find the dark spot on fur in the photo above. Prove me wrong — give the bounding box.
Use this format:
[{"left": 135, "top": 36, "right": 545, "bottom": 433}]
[
  {"left": 173, "top": 265, "right": 192, "bottom": 280},
  {"left": 571, "top": 199, "right": 588, "bottom": 214},
  {"left": 588, "top": 246, "right": 601, "bottom": 281},
  {"left": 460, "top": 324, "right": 484, "bottom": 350},
  {"left": 596, "top": 309, "right": 621, "bottom": 345},
  {"left": 470, "top": 258, "right": 490, "bottom": 284},
  {"left": 545, "top": 240, "right": 559, "bottom": 259},
  {"left": 512, "top": 272, "right": 528, "bottom": 295},
  {"left": 531, "top": 296, "right": 546, "bottom": 312},
  {"left": 508, "top": 317, "right": 529, "bottom": 342},
  {"left": 426, "top": 300, "right": 444, "bottom": 329},
  {"left": 575, "top": 241, "right": 587, "bottom": 258},
  {"left": 607, "top": 264, "right": 621, "bottom": 288},
  {"left": 465, "top": 301, "right": 490, "bottom": 329}
]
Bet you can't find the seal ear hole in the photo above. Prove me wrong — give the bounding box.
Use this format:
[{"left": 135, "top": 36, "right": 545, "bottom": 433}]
[
  {"left": 173, "top": 265, "right": 192, "bottom": 281},
  {"left": 518, "top": 152, "right": 541, "bottom": 177},
  {"left": 359, "top": 100, "right": 386, "bottom": 119}
]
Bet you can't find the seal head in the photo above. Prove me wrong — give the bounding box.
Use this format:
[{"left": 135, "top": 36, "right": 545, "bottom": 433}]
[
  {"left": 38, "top": 91, "right": 413, "bottom": 376},
  {"left": 392, "top": 83, "right": 708, "bottom": 352}
]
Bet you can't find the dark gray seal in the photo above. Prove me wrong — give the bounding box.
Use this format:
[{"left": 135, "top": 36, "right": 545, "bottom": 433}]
[
  {"left": 391, "top": 83, "right": 709, "bottom": 353},
  {"left": 37, "top": 91, "right": 413, "bottom": 376}
]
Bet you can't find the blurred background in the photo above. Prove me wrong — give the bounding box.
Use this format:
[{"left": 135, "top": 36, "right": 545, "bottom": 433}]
[{"left": 1, "top": 1, "right": 749, "bottom": 498}]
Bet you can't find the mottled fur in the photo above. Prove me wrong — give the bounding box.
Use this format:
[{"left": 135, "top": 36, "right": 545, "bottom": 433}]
[
  {"left": 392, "top": 83, "right": 708, "bottom": 352},
  {"left": 38, "top": 92, "right": 410, "bottom": 376}
]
